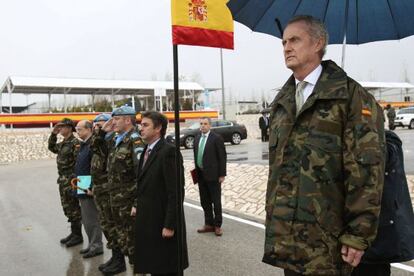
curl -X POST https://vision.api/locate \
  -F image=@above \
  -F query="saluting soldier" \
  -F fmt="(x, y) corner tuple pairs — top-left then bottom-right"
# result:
(89, 113), (118, 271)
(100, 106), (144, 275)
(48, 118), (83, 247)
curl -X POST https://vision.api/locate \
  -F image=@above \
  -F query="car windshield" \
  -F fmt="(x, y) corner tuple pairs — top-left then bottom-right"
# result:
(188, 122), (200, 130)
(398, 108), (414, 114)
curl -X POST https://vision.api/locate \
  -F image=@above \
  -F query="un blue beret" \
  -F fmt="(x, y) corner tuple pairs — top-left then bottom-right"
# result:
(93, 113), (111, 122)
(111, 106), (136, 116)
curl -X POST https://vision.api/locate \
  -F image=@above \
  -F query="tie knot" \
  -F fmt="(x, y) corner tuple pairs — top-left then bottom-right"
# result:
(296, 81), (307, 92)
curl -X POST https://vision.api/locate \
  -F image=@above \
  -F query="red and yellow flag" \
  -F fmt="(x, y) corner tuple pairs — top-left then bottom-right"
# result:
(171, 0), (234, 49)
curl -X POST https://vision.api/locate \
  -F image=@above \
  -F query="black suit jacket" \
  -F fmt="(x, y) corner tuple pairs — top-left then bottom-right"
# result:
(134, 138), (188, 274)
(259, 116), (269, 130)
(193, 131), (227, 182)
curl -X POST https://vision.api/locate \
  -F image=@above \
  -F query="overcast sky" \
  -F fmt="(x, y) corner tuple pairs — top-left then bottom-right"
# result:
(1, 0), (413, 106)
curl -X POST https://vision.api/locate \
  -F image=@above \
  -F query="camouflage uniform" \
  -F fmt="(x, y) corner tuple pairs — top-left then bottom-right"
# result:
(107, 128), (144, 257)
(90, 128), (116, 249)
(263, 60), (385, 275)
(48, 133), (81, 223)
(386, 106), (396, 130)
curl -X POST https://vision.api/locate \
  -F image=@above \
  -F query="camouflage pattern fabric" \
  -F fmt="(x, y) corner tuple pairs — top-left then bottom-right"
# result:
(387, 107), (396, 130)
(48, 133), (82, 223)
(107, 128), (144, 256)
(90, 129), (116, 249)
(263, 60), (385, 275)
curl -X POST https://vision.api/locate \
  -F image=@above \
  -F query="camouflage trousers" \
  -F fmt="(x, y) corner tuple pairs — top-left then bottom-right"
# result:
(57, 176), (81, 223)
(388, 119), (395, 130)
(109, 193), (135, 257)
(94, 191), (116, 249)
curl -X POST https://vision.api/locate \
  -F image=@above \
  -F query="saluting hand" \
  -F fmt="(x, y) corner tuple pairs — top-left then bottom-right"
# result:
(102, 118), (114, 132)
(162, 228), (174, 239)
(52, 124), (61, 134)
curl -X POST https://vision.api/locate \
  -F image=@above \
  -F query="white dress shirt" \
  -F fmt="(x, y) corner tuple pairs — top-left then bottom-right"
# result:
(294, 64), (322, 104)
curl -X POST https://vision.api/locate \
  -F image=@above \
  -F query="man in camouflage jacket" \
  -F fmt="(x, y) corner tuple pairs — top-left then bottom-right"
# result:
(89, 113), (117, 270)
(48, 118), (83, 247)
(263, 16), (385, 275)
(100, 106), (144, 275)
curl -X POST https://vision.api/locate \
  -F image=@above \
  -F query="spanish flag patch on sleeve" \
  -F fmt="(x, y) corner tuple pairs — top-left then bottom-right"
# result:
(362, 108), (372, 117)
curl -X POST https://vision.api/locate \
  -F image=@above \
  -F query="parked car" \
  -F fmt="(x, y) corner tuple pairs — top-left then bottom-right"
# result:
(166, 119), (248, 149)
(395, 107), (414, 129)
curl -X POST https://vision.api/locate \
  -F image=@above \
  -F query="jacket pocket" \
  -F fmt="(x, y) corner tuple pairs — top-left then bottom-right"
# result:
(356, 149), (381, 166)
(306, 129), (342, 153)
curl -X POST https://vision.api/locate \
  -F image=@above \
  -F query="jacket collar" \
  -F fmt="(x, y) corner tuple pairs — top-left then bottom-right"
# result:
(272, 60), (349, 119)
(138, 138), (165, 180)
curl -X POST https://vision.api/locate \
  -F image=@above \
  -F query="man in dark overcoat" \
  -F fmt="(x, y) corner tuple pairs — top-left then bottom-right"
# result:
(132, 111), (189, 276)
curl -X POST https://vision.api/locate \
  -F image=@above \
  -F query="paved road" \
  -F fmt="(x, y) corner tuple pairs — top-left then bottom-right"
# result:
(182, 128), (414, 174)
(1, 160), (413, 275)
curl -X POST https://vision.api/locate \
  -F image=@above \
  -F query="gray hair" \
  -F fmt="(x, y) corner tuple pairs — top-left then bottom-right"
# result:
(287, 15), (329, 58)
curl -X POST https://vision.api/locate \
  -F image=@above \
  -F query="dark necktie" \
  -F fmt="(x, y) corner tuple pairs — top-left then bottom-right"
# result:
(142, 148), (151, 167)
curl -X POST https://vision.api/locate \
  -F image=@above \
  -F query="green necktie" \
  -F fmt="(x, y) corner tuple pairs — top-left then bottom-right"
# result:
(197, 134), (207, 168)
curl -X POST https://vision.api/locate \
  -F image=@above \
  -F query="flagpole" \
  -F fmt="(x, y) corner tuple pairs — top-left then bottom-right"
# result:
(173, 44), (184, 276)
(220, 48), (226, 119)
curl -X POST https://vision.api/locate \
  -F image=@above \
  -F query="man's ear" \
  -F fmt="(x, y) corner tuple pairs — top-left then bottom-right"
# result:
(156, 125), (162, 134)
(314, 37), (324, 54)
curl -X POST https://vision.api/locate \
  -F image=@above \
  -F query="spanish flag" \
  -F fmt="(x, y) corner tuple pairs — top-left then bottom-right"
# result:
(171, 0), (234, 49)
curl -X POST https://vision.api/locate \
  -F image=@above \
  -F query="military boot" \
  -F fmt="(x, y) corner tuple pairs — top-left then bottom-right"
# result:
(65, 221), (83, 247)
(59, 232), (72, 244)
(98, 248), (117, 271)
(102, 249), (126, 275)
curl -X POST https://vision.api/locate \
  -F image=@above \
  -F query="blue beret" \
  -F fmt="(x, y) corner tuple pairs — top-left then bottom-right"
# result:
(93, 113), (111, 122)
(111, 106), (136, 117)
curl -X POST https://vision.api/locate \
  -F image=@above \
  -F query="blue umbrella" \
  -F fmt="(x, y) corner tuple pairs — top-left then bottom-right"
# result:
(227, 0), (414, 66)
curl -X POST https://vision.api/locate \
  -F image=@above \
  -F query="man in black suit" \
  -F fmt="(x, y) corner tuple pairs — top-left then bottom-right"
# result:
(259, 111), (269, 142)
(132, 111), (188, 276)
(194, 117), (227, 236)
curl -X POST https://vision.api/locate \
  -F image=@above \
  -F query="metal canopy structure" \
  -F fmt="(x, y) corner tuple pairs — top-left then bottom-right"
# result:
(359, 81), (414, 90)
(0, 76), (205, 113)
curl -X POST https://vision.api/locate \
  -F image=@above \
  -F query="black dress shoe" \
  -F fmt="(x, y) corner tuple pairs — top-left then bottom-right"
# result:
(83, 249), (103, 259)
(79, 248), (89, 254)
(60, 233), (73, 244)
(65, 235), (83, 247)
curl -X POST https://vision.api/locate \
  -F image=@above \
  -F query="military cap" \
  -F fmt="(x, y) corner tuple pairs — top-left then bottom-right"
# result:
(111, 105), (136, 117)
(93, 113), (111, 122)
(57, 118), (76, 131)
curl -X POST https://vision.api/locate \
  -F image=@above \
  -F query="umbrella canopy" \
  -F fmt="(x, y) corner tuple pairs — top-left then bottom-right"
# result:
(227, 0), (414, 45)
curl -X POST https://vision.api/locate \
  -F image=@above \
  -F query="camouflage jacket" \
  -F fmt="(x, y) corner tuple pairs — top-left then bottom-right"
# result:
(107, 128), (144, 206)
(90, 129), (115, 194)
(48, 133), (80, 177)
(263, 60), (385, 275)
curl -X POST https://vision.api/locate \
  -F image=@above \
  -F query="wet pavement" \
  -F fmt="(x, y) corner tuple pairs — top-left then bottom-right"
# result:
(182, 127), (414, 174)
(2, 159), (414, 275)
(0, 159), (276, 276)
